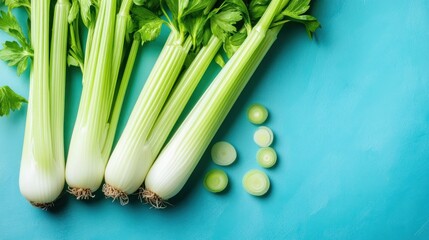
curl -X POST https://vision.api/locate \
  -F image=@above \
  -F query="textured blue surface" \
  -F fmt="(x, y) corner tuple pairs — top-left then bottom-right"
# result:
(1, 1), (429, 239)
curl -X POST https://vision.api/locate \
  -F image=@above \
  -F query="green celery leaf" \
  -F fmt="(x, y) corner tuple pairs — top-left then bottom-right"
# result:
(4, 0), (30, 13)
(282, 0), (321, 38)
(0, 10), (29, 47)
(67, 54), (81, 68)
(214, 53), (225, 67)
(184, 14), (209, 48)
(164, 0), (179, 20)
(0, 85), (27, 117)
(132, 6), (163, 42)
(67, 43), (84, 69)
(209, 0), (250, 57)
(248, 0), (269, 24)
(0, 41), (32, 75)
(68, 0), (80, 23)
(78, 0), (99, 27)
(210, 9), (242, 41)
(284, 0), (311, 15)
(224, 0), (251, 26)
(223, 27), (247, 58)
(284, 14), (320, 38)
(141, 0), (161, 13)
(182, 0), (212, 16)
(68, 0), (84, 70)
(133, 0), (145, 6)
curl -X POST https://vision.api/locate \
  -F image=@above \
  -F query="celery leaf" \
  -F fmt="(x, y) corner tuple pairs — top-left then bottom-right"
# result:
(165, 0), (215, 35)
(140, 0), (161, 14)
(69, 0), (80, 23)
(211, 10), (242, 41)
(185, 15), (210, 48)
(131, 7), (163, 42)
(182, 0), (212, 16)
(78, 0), (99, 27)
(224, 28), (247, 58)
(4, 0), (30, 13)
(211, 0), (250, 57)
(68, 0), (84, 70)
(248, 0), (269, 24)
(0, 41), (32, 75)
(282, 0), (320, 38)
(0, 85), (27, 117)
(284, 0), (311, 15)
(0, 10), (29, 46)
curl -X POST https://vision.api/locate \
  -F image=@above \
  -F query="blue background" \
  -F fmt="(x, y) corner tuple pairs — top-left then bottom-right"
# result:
(1, 0), (429, 239)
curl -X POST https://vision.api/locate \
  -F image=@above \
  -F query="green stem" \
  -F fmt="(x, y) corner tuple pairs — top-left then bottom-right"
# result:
(102, 39), (141, 158)
(66, 0), (117, 192)
(105, 0), (134, 136)
(50, 0), (70, 165)
(31, 0), (53, 167)
(19, 0), (64, 206)
(254, 0), (285, 32)
(69, 12), (84, 71)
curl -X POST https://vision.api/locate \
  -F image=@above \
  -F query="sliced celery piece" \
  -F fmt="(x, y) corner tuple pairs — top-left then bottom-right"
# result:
(211, 141), (237, 166)
(242, 169), (270, 196)
(247, 103), (268, 124)
(253, 126), (274, 147)
(256, 147), (277, 168)
(204, 169), (229, 193)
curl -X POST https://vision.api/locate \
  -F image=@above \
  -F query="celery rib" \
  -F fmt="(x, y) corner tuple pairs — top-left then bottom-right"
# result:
(102, 39), (141, 158)
(19, 0), (68, 207)
(50, 0), (70, 163)
(66, 0), (117, 194)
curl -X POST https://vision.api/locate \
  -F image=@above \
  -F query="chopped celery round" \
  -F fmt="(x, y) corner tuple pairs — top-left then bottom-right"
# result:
(242, 169), (270, 196)
(253, 126), (274, 147)
(204, 169), (228, 193)
(256, 147), (277, 168)
(247, 103), (268, 124)
(211, 141), (237, 166)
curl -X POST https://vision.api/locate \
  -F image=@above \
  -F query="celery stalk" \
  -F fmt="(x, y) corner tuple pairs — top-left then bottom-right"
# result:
(50, 0), (70, 170)
(103, 32), (192, 204)
(19, 0), (69, 208)
(66, 0), (117, 198)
